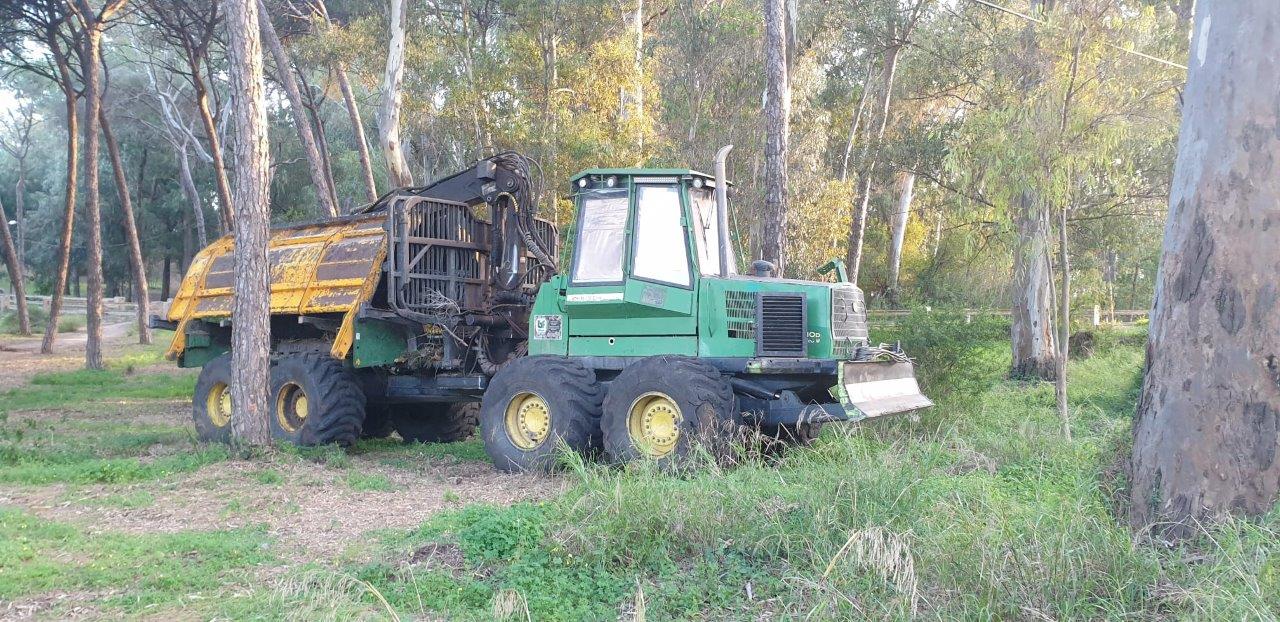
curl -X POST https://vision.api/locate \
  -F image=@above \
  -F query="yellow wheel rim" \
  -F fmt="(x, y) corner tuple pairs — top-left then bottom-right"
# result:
(276, 382), (309, 433)
(504, 392), (551, 450)
(627, 392), (682, 458)
(206, 382), (232, 428)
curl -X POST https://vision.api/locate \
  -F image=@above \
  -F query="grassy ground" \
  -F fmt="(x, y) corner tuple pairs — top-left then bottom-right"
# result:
(2, 316), (1277, 620)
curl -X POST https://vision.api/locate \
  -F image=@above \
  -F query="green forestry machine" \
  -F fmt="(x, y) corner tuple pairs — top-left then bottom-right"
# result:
(155, 148), (931, 471)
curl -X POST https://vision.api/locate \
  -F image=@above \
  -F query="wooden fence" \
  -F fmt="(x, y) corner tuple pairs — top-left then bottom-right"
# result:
(866, 307), (1148, 328)
(1, 293), (139, 323)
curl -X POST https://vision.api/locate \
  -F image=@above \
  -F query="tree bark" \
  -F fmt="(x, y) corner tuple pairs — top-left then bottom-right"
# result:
(226, 0), (274, 446)
(188, 65), (235, 232)
(1011, 195), (1057, 379)
(887, 171), (915, 304)
(75, 8), (108, 371)
(1055, 204), (1071, 440)
(335, 66), (378, 201)
(839, 58), (877, 183)
(100, 109), (152, 346)
(258, 3), (338, 218)
(0, 194), (29, 335)
(1009, 0), (1057, 380)
(379, 0), (414, 188)
(1130, 0), (1280, 536)
(177, 147), (210, 248)
(760, 0), (790, 275)
(41, 38), (79, 355)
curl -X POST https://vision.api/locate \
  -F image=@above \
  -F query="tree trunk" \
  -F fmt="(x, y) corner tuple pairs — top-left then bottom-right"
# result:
(189, 68), (235, 233)
(41, 40), (79, 355)
(100, 112), (152, 345)
(258, 4), (338, 218)
(846, 38), (903, 285)
(378, 0), (414, 187)
(1010, 193), (1057, 379)
(1009, 0), (1057, 380)
(887, 171), (915, 304)
(226, 0), (274, 446)
(1055, 205), (1071, 440)
(177, 146), (209, 248)
(760, 0), (790, 275)
(14, 169), (25, 283)
(335, 66), (378, 201)
(839, 59), (877, 183)
(0, 194), (29, 335)
(78, 19), (107, 371)
(1130, 0), (1280, 536)
(161, 255), (171, 301)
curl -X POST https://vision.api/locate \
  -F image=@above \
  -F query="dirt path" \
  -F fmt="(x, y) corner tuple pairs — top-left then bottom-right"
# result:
(0, 336), (563, 620)
(0, 322), (136, 390)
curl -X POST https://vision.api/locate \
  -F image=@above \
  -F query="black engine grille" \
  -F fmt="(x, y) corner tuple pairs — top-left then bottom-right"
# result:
(756, 293), (808, 357)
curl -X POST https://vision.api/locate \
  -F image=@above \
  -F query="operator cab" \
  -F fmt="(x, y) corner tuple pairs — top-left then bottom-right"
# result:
(568, 170), (734, 292)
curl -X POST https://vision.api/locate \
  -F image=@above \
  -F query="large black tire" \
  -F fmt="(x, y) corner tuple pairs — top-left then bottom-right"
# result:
(393, 402), (480, 443)
(269, 353), (366, 447)
(480, 356), (602, 473)
(192, 353), (234, 443)
(602, 355), (740, 466)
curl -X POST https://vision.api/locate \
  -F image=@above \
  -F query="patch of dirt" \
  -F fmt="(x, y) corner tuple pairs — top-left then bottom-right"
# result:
(0, 590), (117, 621)
(1, 454), (560, 564)
(0, 322), (139, 390)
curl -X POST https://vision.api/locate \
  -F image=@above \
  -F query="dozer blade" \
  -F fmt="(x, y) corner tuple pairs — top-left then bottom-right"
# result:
(836, 361), (934, 420)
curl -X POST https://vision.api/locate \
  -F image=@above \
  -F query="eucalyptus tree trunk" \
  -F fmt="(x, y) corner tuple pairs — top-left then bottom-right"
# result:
(258, 3), (338, 218)
(846, 0), (929, 286)
(839, 59), (877, 183)
(887, 171), (915, 304)
(0, 194), (29, 335)
(1055, 205), (1071, 440)
(188, 67), (234, 232)
(41, 38), (79, 355)
(1011, 198), (1057, 379)
(379, 0), (414, 187)
(1009, 0), (1057, 380)
(760, 0), (790, 276)
(1131, 0), (1280, 537)
(178, 147), (209, 248)
(336, 67), (378, 201)
(226, 0), (274, 446)
(100, 112), (151, 345)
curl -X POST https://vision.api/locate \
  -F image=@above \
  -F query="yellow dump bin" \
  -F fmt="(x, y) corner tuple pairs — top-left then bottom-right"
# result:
(165, 214), (387, 363)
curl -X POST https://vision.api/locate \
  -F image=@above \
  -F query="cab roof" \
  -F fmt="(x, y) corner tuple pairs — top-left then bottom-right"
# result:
(570, 168), (719, 183)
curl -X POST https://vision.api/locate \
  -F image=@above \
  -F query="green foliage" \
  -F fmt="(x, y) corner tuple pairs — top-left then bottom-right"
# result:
(456, 504), (545, 561)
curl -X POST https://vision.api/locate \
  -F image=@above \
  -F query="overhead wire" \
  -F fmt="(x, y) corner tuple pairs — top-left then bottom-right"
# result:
(963, 0), (1188, 71)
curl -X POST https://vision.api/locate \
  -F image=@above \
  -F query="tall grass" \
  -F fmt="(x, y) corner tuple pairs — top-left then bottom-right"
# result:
(341, 319), (1280, 620)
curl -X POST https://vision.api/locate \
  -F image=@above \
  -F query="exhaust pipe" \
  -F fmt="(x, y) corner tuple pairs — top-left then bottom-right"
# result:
(714, 145), (735, 277)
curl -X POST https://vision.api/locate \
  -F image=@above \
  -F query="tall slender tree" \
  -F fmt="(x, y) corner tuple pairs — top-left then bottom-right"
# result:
(258, 2), (339, 217)
(760, 0), (790, 275)
(1130, 0), (1280, 536)
(68, 0), (129, 371)
(226, 0), (275, 445)
(378, 0), (413, 187)
(0, 194), (27, 335)
(137, 0), (236, 231)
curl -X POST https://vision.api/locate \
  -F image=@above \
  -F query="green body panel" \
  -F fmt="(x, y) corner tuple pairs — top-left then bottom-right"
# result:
(697, 277), (838, 359)
(352, 318), (410, 368)
(568, 336), (698, 357)
(528, 275), (570, 356)
(179, 344), (228, 369)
